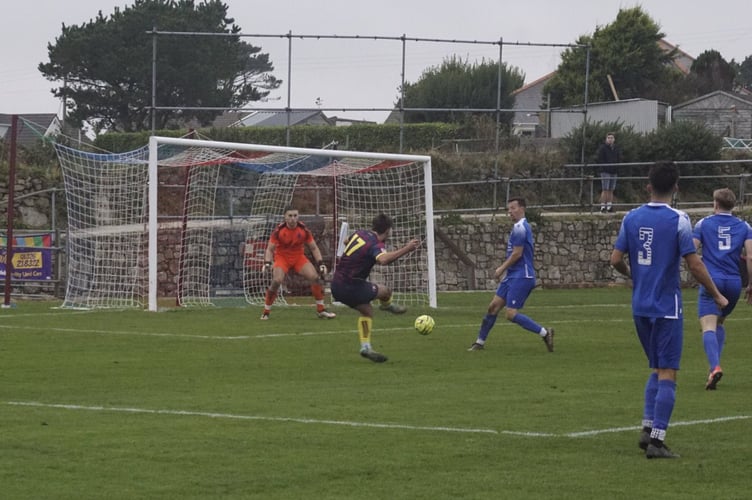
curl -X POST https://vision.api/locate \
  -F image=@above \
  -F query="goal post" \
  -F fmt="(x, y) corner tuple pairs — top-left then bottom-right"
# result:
(140, 136), (437, 311)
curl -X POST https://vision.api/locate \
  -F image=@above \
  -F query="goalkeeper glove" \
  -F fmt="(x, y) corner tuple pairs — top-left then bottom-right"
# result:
(263, 261), (272, 273)
(316, 261), (328, 277)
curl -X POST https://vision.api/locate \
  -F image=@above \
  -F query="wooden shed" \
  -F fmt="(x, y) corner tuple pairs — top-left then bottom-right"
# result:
(672, 90), (752, 139)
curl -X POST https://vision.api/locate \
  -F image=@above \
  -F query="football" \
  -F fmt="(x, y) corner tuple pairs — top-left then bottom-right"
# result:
(414, 314), (435, 335)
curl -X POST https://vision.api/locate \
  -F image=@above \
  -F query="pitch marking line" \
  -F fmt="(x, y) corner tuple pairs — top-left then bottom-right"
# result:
(6, 401), (750, 438)
(2, 315), (750, 341)
(6, 401), (496, 435)
(0, 318), (638, 341)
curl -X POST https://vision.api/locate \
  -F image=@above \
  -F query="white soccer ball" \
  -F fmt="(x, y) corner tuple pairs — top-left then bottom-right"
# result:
(414, 314), (435, 335)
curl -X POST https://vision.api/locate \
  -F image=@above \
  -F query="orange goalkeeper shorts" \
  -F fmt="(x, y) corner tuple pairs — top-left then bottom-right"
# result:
(274, 253), (311, 274)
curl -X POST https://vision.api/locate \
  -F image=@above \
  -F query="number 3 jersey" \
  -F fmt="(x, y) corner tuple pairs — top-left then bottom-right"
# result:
(614, 202), (696, 318)
(332, 229), (386, 283)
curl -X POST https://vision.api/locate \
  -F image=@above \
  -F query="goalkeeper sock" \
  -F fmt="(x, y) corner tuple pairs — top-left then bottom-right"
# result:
(379, 296), (393, 308)
(311, 283), (325, 312)
(264, 288), (278, 312)
(358, 316), (373, 351)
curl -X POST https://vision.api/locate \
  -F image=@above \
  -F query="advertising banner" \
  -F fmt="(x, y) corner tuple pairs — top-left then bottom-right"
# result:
(0, 233), (54, 281)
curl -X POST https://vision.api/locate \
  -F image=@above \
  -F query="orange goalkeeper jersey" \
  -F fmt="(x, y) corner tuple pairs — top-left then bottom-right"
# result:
(269, 221), (314, 260)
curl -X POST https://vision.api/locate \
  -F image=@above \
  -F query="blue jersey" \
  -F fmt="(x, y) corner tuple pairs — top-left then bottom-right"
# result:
(693, 213), (752, 279)
(505, 218), (535, 280)
(614, 203), (696, 318)
(332, 229), (385, 283)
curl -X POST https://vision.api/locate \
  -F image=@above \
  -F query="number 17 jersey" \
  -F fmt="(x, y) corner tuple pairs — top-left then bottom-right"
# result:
(332, 230), (385, 283)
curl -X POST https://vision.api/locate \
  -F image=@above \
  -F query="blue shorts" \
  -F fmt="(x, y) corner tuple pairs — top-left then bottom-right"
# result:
(331, 280), (378, 308)
(698, 278), (741, 318)
(633, 316), (683, 370)
(600, 172), (617, 191)
(495, 278), (535, 309)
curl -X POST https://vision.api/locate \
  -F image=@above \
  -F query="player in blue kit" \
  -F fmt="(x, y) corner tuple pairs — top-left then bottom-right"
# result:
(468, 197), (554, 352)
(692, 188), (752, 390)
(330, 213), (421, 363)
(610, 161), (728, 459)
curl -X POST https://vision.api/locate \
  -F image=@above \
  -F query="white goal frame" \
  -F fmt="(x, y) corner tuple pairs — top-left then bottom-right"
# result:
(147, 136), (437, 312)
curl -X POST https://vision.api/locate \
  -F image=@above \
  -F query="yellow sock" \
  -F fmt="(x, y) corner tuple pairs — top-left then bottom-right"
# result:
(379, 296), (392, 307)
(358, 316), (373, 349)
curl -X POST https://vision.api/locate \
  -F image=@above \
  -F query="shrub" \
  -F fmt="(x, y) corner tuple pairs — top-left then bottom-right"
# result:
(641, 120), (722, 162)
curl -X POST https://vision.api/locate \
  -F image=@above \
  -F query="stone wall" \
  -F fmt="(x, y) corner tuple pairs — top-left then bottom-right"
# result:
(435, 216), (627, 291)
(0, 174), (52, 228)
(42, 214), (698, 298)
(151, 215), (692, 297)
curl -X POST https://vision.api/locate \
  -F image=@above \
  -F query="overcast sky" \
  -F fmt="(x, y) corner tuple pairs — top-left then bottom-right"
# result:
(2, 0), (750, 123)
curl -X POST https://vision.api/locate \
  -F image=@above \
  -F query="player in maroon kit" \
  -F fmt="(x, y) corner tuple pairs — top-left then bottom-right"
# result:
(331, 213), (421, 362)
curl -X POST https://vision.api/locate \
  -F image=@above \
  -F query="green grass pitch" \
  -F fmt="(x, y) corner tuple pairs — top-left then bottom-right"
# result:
(1, 288), (750, 499)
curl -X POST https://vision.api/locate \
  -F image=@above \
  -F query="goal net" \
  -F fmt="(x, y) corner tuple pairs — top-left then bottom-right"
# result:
(54, 144), (150, 309)
(55, 137), (436, 311)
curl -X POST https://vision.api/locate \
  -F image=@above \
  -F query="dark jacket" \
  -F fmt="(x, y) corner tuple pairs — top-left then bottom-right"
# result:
(596, 143), (622, 174)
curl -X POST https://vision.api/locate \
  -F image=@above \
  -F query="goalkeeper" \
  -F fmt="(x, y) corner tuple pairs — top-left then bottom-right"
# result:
(260, 206), (336, 320)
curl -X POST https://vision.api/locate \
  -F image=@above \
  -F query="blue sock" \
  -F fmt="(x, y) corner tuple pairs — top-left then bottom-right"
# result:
(652, 379), (677, 434)
(702, 330), (720, 369)
(642, 372), (658, 422)
(716, 324), (726, 361)
(511, 313), (543, 334)
(477, 314), (498, 342)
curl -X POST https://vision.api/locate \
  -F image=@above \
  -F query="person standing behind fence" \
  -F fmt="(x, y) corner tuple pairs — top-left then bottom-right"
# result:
(597, 132), (622, 213)
(692, 188), (752, 390)
(610, 161), (727, 459)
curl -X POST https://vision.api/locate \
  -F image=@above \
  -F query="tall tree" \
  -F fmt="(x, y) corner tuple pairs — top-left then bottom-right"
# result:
(735, 55), (752, 91)
(691, 50), (736, 94)
(729, 57), (752, 93)
(39, 0), (281, 133)
(397, 55), (524, 124)
(543, 7), (679, 107)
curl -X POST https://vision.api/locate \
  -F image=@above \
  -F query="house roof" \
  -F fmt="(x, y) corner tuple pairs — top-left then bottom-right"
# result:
(657, 39), (695, 75)
(205, 110), (334, 128)
(673, 90), (752, 110)
(511, 71), (557, 96)
(238, 110), (330, 127)
(209, 111), (247, 128)
(0, 113), (60, 148)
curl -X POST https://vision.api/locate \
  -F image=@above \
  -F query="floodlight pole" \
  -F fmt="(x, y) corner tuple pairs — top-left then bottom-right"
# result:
(150, 26), (158, 133)
(399, 34), (406, 153)
(580, 45), (592, 164)
(3, 115), (18, 307)
(494, 38), (503, 208)
(285, 31), (292, 147)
